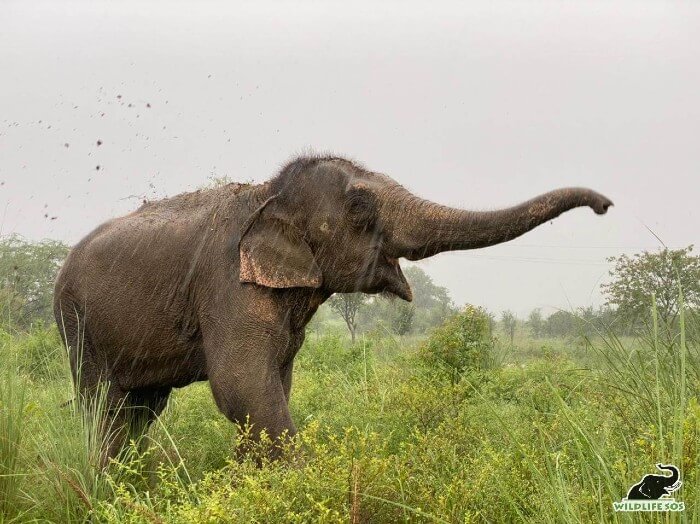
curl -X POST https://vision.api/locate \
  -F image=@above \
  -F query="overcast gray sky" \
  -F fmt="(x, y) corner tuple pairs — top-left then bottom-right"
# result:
(1, 1), (698, 316)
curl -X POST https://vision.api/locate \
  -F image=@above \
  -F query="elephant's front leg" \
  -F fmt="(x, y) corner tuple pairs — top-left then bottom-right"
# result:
(205, 329), (296, 459)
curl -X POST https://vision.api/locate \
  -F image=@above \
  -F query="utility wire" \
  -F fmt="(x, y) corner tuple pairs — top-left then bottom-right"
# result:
(466, 254), (609, 266)
(497, 244), (686, 250)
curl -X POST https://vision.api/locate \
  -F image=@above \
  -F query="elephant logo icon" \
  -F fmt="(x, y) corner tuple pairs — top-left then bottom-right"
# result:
(625, 464), (682, 500)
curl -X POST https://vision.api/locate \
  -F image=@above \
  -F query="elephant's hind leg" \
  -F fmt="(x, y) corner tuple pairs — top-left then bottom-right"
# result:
(125, 387), (172, 441)
(55, 303), (172, 464)
(54, 299), (101, 391)
(104, 386), (172, 463)
(55, 306), (120, 462)
(55, 301), (172, 464)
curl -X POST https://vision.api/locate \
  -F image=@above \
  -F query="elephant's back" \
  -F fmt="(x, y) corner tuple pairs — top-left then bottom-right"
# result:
(58, 185), (232, 284)
(54, 196), (212, 336)
(55, 182), (257, 300)
(59, 190), (224, 301)
(53, 212), (207, 386)
(52, 184), (257, 389)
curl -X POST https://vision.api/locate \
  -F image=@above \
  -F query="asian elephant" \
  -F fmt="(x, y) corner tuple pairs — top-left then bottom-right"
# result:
(54, 154), (613, 461)
(626, 464), (682, 500)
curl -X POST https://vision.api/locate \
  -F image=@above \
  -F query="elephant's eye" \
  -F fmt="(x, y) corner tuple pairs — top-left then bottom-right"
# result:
(345, 187), (378, 231)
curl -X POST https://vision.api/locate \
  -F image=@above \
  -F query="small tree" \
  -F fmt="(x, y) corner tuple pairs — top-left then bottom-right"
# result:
(206, 173), (234, 188)
(544, 310), (578, 337)
(485, 310), (496, 336)
(0, 235), (70, 330)
(526, 308), (544, 338)
(391, 302), (416, 335)
(501, 310), (517, 345)
(602, 246), (700, 332)
(419, 305), (493, 385)
(353, 266), (457, 335)
(327, 293), (368, 343)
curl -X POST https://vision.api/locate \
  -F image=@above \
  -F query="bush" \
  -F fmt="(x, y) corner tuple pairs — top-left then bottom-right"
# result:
(14, 326), (64, 381)
(418, 304), (495, 385)
(0, 235), (70, 331)
(2, 302), (699, 522)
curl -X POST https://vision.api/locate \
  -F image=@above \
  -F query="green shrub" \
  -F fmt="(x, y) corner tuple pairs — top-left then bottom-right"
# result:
(419, 305), (495, 384)
(298, 332), (356, 371)
(14, 326), (64, 380)
(1, 301), (699, 522)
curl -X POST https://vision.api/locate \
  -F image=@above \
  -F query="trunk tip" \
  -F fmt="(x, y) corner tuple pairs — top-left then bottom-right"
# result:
(591, 193), (614, 215)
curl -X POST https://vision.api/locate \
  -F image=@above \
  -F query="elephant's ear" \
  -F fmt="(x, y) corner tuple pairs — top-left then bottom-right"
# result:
(239, 216), (322, 289)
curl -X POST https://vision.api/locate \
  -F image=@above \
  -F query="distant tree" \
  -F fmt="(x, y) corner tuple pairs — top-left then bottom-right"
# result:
(403, 267), (452, 309)
(327, 293), (368, 343)
(204, 173), (255, 189)
(206, 173), (234, 188)
(602, 246), (700, 331)
(526, 308), (544, 338)
(391, 302), (416, 335)
(543, 310), (577, 337)
(352, 266), (456, 336)
(592, 305), (629, 336)
(576, 305), (625, 337)
(501, 310), (517, 345)
(485, 310), (497, 336)
(535, 306), (628, 339)
(0, 235), (70, 330)
(401, 266), (456, 331)
(305, 300), (332, 337)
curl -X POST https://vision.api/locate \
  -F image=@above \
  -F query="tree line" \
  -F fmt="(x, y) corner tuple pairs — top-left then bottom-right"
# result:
(322, 266), (457, 341)
(2, 234), (698, 340)
(0, 235), (69, 330)
(498, 305), (625, 342)
(501, 246), (700, 340)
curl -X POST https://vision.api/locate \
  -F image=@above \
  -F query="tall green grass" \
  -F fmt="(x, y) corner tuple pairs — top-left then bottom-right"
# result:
(0, 350), (29, 518)
(485, 296), (698, 522)
(0, 326), (120, 522)
(0, 300), (697, 522)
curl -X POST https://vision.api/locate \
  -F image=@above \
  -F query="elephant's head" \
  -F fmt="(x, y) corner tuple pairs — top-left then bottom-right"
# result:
(239, 156), (613, 300)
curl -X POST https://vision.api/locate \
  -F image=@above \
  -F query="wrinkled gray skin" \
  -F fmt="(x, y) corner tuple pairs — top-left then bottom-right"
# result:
(54, 155), (613, 461)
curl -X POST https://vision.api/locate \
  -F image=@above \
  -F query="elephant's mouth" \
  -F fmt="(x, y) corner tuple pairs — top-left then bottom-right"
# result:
(377, 256), (413, 302)
(351, 253), (412, 302)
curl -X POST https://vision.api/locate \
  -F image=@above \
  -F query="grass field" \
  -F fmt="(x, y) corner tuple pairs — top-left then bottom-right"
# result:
(1, 308), (698, 523)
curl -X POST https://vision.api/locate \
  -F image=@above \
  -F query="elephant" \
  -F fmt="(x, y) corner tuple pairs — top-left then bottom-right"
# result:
(54, 154), (613, 461)
(626, 464), (682, 500)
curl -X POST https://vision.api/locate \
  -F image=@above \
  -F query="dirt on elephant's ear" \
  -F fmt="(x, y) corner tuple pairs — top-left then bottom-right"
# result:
(239, 250), (267, 285)
(239, 247), (321, 290)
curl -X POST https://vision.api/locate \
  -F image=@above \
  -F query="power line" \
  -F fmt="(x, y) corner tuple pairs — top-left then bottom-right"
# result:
(466, 254), (610, 266)
(498, 244), (688, 250)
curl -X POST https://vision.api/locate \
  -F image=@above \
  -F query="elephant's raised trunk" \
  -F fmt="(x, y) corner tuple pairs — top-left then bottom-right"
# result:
(380, 186), (613, 261)
(657, 464), (680, 484)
